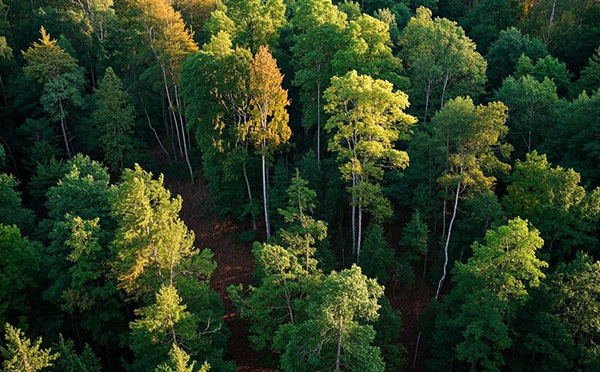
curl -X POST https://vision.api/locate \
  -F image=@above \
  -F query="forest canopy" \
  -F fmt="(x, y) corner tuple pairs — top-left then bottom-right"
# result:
(1, 0), (600, 371)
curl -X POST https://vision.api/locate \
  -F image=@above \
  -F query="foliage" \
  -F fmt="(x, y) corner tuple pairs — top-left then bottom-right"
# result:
(1, 324), (59, 372)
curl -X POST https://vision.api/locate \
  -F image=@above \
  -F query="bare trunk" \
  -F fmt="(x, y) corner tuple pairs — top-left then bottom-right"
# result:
(357, 195), (363, 264)
(140, 93), (171, 163)
(424, 80), (432, 122)
(174, 85), (194, 183)
(242, 158), (257, 230)
(413, 331), (421, 371)
(435, 182), (461, 300)
(351, 173), (357, 258)
(440, 73), (450, 108)
(261, 147), (271, 238)
(550, 0), (557, 25)
(335, 317), (343, 371)
(58, 98), (72, 158)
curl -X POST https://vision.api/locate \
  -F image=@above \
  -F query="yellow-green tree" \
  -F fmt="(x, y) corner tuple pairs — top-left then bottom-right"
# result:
(324, 70), (416, 263)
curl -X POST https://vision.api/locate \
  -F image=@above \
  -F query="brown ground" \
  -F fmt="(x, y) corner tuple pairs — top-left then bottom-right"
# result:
(168, 174), (273, 372)
(168, 173), (433, 372)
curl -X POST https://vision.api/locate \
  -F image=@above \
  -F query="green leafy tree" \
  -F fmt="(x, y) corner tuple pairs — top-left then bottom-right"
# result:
(291, 0), (347, 163)
(324, 70), (416, 263)
(1, 324), (59, 372)
(429, 218), (547, 371)
(0, 226), (41, 327)
(514, 54), (572, 97)
(22, 27), (85, 158)
(333, 14), (405, 89)
(277, 265), (385, 372)
(92, 66), (135, 171)
(485, 27), (548, 89)
(401, 7), (487, 121)
(111, 164), (213, 298)
(493, 74), (561, 157)
(360, 223), (397, 284)
(49, 335), (101, 372)
(156, 343), (210, 372)
(577, 47), (600, 94)
(432, 97), (512, 299)
(248, 45), (290, 238)
(503, 151), (600, 259)
(459, 0), (517, 54)
(0, 174), (35, 234)
(397, 210), (429, 284)
(545, 252), (600, 369)
(205, 0), (286, 50)
(180, 31), (257, 226)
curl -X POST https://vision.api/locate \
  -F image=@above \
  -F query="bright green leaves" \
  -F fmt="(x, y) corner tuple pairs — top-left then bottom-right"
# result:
(434, 97), (512, 192)
(1, 324), (59, 372)
(504, 151), (600, 258)
(432, 218), (547, 371)
(22, 27), (77, 84)
(278, 265), (385, 372)
(111, 164), (202, 298)
(156, 343), (210, 372)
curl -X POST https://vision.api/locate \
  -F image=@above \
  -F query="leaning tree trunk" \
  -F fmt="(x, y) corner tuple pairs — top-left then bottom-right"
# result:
(173, 84), (194, 183)
(242, 155), (257, 230)
(357, 194), (363, 264)
(435, 181), (461, 300)
(261, 141), (271, 238)
(58, 98), (72, 158)
(351, 173), (357, 258)
(317, 80), (321, 164)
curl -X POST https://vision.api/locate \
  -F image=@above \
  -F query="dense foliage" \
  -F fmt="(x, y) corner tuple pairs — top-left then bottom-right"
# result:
(1, 0), (600, 371)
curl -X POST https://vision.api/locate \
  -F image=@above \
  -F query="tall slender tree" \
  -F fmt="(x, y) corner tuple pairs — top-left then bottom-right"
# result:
(248, 46), (290, 238)
(324, 70), (416, 262)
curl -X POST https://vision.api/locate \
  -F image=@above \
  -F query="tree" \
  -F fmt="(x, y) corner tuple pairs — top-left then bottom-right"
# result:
(111, 164), (213, 298)
(92, 66), (135, 171)
(248, 45), (290, 238)
(433, 97), (512, 299)
(277, 169), (327, 272)
(401, 7), (486, 121)
(230, 171), (325, 351)
(50, 335), (101, 372)
(131, 285), (190, 346)
(333, 14), (405, 89)
(0, 226), (41, 327)
(577, 47), (600, 94)
(360, 223), (397, 284)
(514, 54), (572, 97)
(0, 174), (35, 234)
(429, 218), (547, 371)
(398, 210), (429, 284)
(180, 31), (257, 226)
(494, 75), (561, 157)
(278, 265), (385, 372)
(485, 27), (548, 89)
(1, 324), (59, 372)
(156, 343), (210, 372)
(324, 70), (416, 262)
(22, 27), (85, 158)
(503, 151), (600, 259)
(545, 252), (600, 369)
(130, 0), (198, 181)
(205, 0), (286, 51)
(291, 0), (347, 163)
(459, 0), (517, 54)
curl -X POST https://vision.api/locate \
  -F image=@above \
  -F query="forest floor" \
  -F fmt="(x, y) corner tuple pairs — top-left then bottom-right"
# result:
(168, 172), (434, 372)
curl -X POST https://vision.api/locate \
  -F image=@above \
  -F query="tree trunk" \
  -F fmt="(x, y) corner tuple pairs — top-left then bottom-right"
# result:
(440, 73), (450, 108)
(140, 93), (171, 163)
(174, 85), (194, 183)
(335, 317), (343, 371)
(550, 0), (557, 25)
(58, 98), (72, 158)
(351, 173), (357, 258)
(261, 146), (271, 238)
(435, 182), (461, 300)
(242, 158), (257, 230)
(357, 194), (363, 264)
(424, 79), (432, 123)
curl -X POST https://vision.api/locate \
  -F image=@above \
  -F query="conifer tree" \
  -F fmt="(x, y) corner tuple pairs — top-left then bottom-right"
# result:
(1, 324), (59, 372)
(92, 67), (135, 171)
